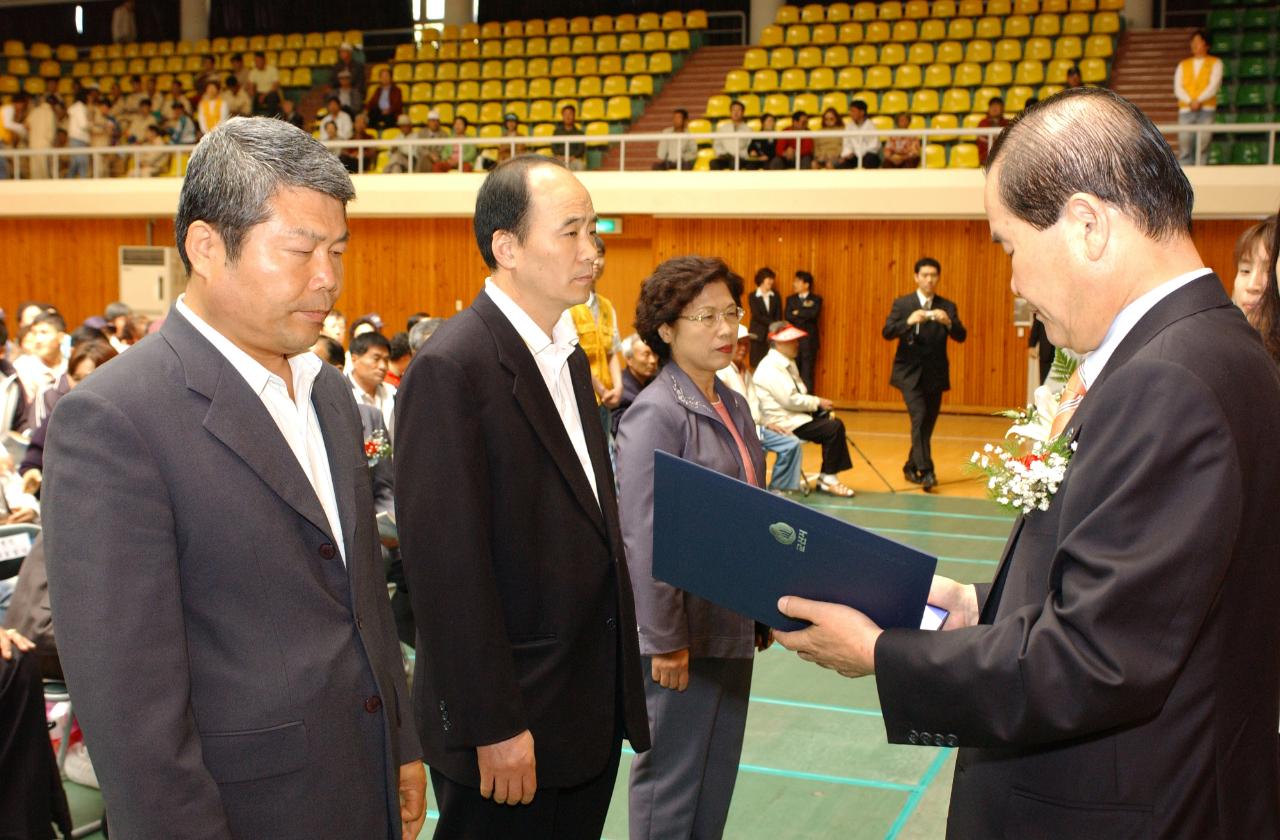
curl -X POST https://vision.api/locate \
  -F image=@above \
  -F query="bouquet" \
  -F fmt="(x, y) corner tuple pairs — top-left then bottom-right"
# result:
(364, 428), (392, 467)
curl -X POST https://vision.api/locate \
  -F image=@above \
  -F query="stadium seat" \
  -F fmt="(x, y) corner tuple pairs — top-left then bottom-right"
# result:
(965, 39), (993, 63)
(529, 77), (552, 98)
(434, 80), (457, 101)
(1046, 59), (1073, 83)
(953, 61), (982, 86)
(574, 55), (598, 76)
(625, 53), (648, 74)
(866, 65), (893, 89)
(852, 44), (878, 66)
(947, 19), (974, 41)
(1092, 11), (1120, 33)
(1038, 83), (1064, 99)
(976, 17), (1003, 40)
(1015, 60), (1044, 85)
(1004, 85), (1034, 110)
(852, 90), (878, 111)
(458, 80), (480, 100)
(1078, 57), (1107, 82)
(893, 21), (919, 42)
(924, 62), (953, 87)
(837, 66), (865, 88)
(777, 5), (801, 24)
(839, 22), (866, 43)
(880, 1), (904, 19)
(793, 92), (820, 113)
(1056, 37), (1084, 61)
(1042, 0), (1067, 11)
(911, 89), (940, 113)
(923, 143), (947, 168)
(706, 94), (732, 117)
(578, 97), (604, 120)
(797, 46), (823, 67)
(504, 79), (526, 98)
(941, 87), (972, 112)
(1033, 13), (1061, 36)
(744, 48), (768, 70)
(822, 90), (850, 112)
(853, 2), (878, 20)
(909, 42), (936, 65)
(930, 112), (959, 140)
(725, 69), (750, 93)
(825, 45), (850, 66)
(959, 0), (984, 15)
(643, 31), (666, 51)
(973, 85), (1001, 111)
(761, 25), (784, 47)
(880, 43), (907, 65)
(984, 61), (1013, 86)
(1062, 12), (1090, 34)
(459, 61), (481, 80)
(479, 101), (505, 124)
(1005, 15), (1032, 37)
(906, 0), (931, 18)
(919, 19), (945, 42)
(528, 99), (553, 121)
(1015, 0), (1041, 9)
(936, 41), (964, 64)
(866, 21), (891, 43)
(826, 3), (852, 23)
(948, 143), (980, 167)
(630, 74), (654, 96)
(1070, 0), (1096, 9)
(753, 69), (779, 91)
(786, 25), (811, 46)
(880, 89), (908, 113)
(810, 66), (835, 88)
(931, 0), (957, 15)
(769, 47), (795, 68)
(1024, 37), (1052, 61)
(764, 92), (792, 115)
(602, 74), (627, 95)
(895, 64), (922, 87)
(988, 0), (1013, 13)
(812, 24), (837, 45)
(993, 38), (1021, 63)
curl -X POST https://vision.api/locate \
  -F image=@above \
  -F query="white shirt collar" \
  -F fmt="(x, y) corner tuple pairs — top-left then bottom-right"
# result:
(916, 290), (933, 307)
(176, 294), (323, 398)
(483, 278), (580, 357)
(1079, 268), (1212, 389)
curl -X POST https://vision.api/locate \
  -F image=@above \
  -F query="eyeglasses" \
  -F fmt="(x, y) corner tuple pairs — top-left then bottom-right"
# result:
(678, 306), (745, 328)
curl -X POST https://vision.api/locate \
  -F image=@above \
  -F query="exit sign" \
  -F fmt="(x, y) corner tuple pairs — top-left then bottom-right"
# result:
(597, 217), (622, 234)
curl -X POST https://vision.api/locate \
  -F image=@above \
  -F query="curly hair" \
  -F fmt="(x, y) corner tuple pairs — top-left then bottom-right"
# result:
(634, 256), (745, 364)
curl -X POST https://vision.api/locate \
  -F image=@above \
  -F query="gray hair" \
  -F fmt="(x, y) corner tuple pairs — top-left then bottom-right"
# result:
(621, 333), (644, 360)
(175, 116), (355, 273)
(408, 317), (446, 352)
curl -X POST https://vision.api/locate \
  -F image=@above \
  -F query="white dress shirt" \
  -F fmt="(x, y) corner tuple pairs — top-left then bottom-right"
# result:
(484, 279), (600, 506)
(1079, 268), (1212, 389)
(177, 296), (347, 562)
(841, 118), (881, 160)
(350, 377), (396, 441)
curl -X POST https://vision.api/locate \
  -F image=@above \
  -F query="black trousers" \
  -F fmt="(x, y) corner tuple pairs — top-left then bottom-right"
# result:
(0, 650), (71, 840)
(793, 414), (853, 475)
(429, 735), (623, 839)
(836, 152), (881, 169)
(796, 338), (819, 394)
(901, 387), (943, 475)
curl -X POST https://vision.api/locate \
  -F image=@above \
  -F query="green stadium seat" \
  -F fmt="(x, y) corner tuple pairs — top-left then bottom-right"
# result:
(1239, 57), (1272, 80)
(1236, 84), (1266, 107)
(1231, 142), (1265, 165)
(1241, 9), (1275, 30)
(1205, 10), (1239, 30)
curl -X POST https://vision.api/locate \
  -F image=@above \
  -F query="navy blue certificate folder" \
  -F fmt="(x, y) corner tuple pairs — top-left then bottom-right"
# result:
(652, 451), (938, 632)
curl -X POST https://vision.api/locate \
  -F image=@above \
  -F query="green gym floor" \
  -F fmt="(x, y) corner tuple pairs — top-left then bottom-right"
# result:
(66, 411), (1014, 839)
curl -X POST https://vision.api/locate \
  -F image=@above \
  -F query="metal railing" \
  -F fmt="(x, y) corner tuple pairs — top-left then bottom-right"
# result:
(0, 121), (1275, 178)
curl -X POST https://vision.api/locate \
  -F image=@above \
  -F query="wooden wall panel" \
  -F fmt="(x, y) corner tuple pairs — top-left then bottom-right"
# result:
(1, 215), (1258, 413)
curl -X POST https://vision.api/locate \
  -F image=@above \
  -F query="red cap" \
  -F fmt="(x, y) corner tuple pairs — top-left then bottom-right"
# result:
(768, 325), (808, 342)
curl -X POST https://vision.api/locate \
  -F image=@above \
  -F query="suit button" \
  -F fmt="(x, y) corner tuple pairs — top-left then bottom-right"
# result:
(319, 543), (336, 560)
(442, 721), (452, 732)
(364, 695), (382, 713)
(946, 734), (959, 748)
(907, 730), (919, 745)
(606, 617), (618, 630)
(439, 700), (447, 711)
(921, 732), (934, 746)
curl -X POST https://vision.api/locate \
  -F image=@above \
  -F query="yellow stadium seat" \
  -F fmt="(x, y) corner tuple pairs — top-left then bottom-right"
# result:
(528, 77), (552, 98)
(324, 30), (345, 47)
(1046, 59), (1074, 83)
(760, 24), (783, 49)
(988, 0), (1013, 12)
(580, 98), (605, 120)
(1070, 0), (1096, 9)
(545, 18), (568, 36)
(824, 45), (850, 66)
(826, 3), (852, 22)
(56, 43), (77, 61)
(851, 44), (878, 66)
(1004, 15), (1032, 37)
(597, 55), (620, 74)
(1079, 57), (1106, 82)
(865, 21), (890, 42)
(953, 61), (982, 86)
(668, 30), (691, 51)
(591, 33), (616, 53)
(743, 48), (767, 70)
(1015, 59), (1044, 85)
(737, 94), (761, 115)
(72, 60), (90, 76)
(801, 3), (826, 22)
(923, 143), (946, 168)
(647, 52), (671, 74)
(435, 62), (457, 81)
(851, 90), (878, 111)
(941, 86), (972, 112)
(127, 58), (145, 74)
(39, 59), (59, 77)
(438, 42), (460, 59)
(973, 85), (1001, 111)
(1097, 0), (1122, 9)
(706, 94), (731, 117)
(797, 46), (822, 67)
(784, 25), (809, 46)
(1084, 34), (1113, 58)
(526, 37), (547, 56)
(606, 95), (631, 121)
(317, 47), (338, 65)
(959, 111), (984, 140)
(481, 78), (504, 99)
(291, 67), (312, 87)
(548, 55), (572, 76)
(947, 19), (974, 40)
(895, 64), (922, 87)
(7, 57), (30, 76)
(837, 66), (864, 88)
(22, 76), (46, 94)
(880, 1), (903, 19)
(109, 58), (127, 74)
(994, 38), (1022, 62)
(911, 89), (939, 112)
(56, 76), (75, 94)
(936, 40), (963, 64)
(1032, 14), (1060, 36)
(976, 17), (1003, 40)
(549, 36), (571, 55)
(880, 90), (908, 113)
(964, 40), (992, 63)
(1015, 0), (1040, 10)
(865, 65), (892, 89)
(1091, 11), (1119, 33)
(106, 43), (124, 57)
(892, 20), (918, 41)
(931, 0), (957, 15)
(780, 67), (807, 91)
(812, 23), (837, 45)
(554, 97), (578, 116)
(482, 59), (504, 79)
(165, 55), (183, 72)
(570, 35), (592, 54)
(1055, 37), (1083, 60)
(948, 143), (979, 167)
(1042, 0), (1066, 10)
(725, 68), (750, 93)
(416, 43), (437, 62)
(629, 75), (653, 96)
(481, 40), (503, 58)
(776, 4), (800, 23)
(821, 91), (849, 112)
(1024, 37), (1052, 61)
(909, 42), (936, 65)
(930, 112), (959, 140)
(623, 53), (647, 74)
(770, 48), (795, 69)
(687, 9), (711, 29)
(880, 43), (906, 64)
(838, 22), (865, 43)
(413, 62), (436, 81)
(924, 62), (952, 87)
(391, 63), (412, 83)
(602, 74), (626, 95)
(458, 80), (480, 100)
(568, 17), (590, 35)
(919, 19), (945, 42)
(528, 99), (553, 121)
(637, 11), (661, 30)
(984, 61), (1012, 86)
(1004, 85), (1033, 110)
(410, 81), (433, 102)
(454, 102), (478, 124)
(618, 32), (643, 52)
(1038, 83), (1064, 99)
(853, 1), (877, 20)
(790, 92), (817, 114)
(662, 10), (685, 30)
(753, 68), (779, 91)
(504, 78), (527, 98)
(906, 0), (930, 18)
(959, 0), (984, 14)
(210, 36), (229, 52)
(764, 92), (791, 115)
(3, 41), (23, 57)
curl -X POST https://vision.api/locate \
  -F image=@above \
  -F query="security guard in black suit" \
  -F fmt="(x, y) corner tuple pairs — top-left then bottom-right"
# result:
(785, 270), (822, 392)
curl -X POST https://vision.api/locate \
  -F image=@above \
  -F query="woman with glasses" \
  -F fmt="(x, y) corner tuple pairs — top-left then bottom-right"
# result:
(617, 256), (771, 839)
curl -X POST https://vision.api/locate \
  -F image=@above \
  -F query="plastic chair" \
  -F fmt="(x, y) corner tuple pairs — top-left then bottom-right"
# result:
(941, 87), (972, 113)
(925, 61), (954, 88)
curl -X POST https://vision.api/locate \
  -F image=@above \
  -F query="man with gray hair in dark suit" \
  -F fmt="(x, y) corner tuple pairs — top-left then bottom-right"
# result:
(41, 117), (425, 840)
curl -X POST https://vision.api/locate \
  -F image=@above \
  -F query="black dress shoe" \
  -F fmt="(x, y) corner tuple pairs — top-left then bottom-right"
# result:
(921, 472), (938, 491)
(903, 466), (923, 484)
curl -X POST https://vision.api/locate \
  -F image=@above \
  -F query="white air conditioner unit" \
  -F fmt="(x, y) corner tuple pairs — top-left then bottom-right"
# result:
(118, 246), (187, 317)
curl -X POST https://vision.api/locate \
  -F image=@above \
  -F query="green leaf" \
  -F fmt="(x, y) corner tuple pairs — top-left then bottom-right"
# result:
(1048, 348), (1079, 384)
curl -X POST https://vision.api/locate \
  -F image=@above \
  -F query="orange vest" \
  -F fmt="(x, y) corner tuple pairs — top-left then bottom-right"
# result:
(1178, 57), (1219, 110)
(569, 294), (617, 401)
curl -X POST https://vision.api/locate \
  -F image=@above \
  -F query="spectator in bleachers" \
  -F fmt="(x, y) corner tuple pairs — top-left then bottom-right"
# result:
(123, 74), (154, 113)
(158, 78), (190, 120)
(836, 99), (880, 169)
(1065, 65), (1083, 89)
(384, 114), (414, 172)
(223, 75), (252, 118)
(277, 96), (304, 129)
(134, 123), (171, 176)
(349, 331), (397, 440)
(111, 0), (137, 44)
(13, 311), (66, 432)
(340, 112), (378, 173)
(350, 313), (384, 339)
(92, 96), (125, 176)
(0, 93), (28, 180)
(169, 100), (197, 144)
(228, 52), (246, 80)
(434, 115), (477, 172)
(333, 42), (366, 93)
(1231, 216), (1276, 328)
(24, 95), (57, 180)
(558, 104), (587, 170)
(1174, 29), (1221, 166)
(709, 99), (753, 170)
(65, 89), (95, 178)
(104, 302), (132, 351)
(611, 333), (657, 434)
(812, 107), (845, 169)
(196, 80), (228, 136)
(746, 113), (777, 169)
(652, 107), (697, 170)
(412, 108), (450, 172)
(106, 81), (127, 119)
(123, 97), (157, 143)
(882, 112), (921, 169)
(51, 128), (70, 177)
(494, 112), (524, 164)
(247, 52), (281, 116)
(322, 118), (341, 147)
(770, 109), (814, 170)
(334, 70), (360, 115)
(976, 96), (1008, 165)
(320, 95), (353, 140)
(194, 55), (220, 93)
(365, 66), (403, 131)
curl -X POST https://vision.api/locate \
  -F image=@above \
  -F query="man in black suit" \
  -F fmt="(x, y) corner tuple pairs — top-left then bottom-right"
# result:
(775, 88), (1280, 838)
(882, 257), (967, 491)
(784, 270), (822, 392)
(395, 155), (650, 838)
(747, 266), (782, 367)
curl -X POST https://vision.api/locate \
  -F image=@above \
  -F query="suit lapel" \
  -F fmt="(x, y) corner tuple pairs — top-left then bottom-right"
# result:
(980, 516), (1027, 624)
(313, 368), (358, 567)
(569, 348), (616, 542)
(473, 293), (609, 540)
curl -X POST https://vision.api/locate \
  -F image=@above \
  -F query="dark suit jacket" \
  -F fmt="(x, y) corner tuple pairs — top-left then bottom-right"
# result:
(356, 401), (394, 518)
(748, 289), (782, 339)
(785, 292), (822, 345)
(394, 290), (650, 790)
(874, 276), (1280, 838)
(882, 292), (966, 393)
(42, 309), (419, 839)
(610, 367), (650, 436)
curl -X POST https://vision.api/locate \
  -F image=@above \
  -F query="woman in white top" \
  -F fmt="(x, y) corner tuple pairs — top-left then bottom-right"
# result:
(65, 90), (94, 178)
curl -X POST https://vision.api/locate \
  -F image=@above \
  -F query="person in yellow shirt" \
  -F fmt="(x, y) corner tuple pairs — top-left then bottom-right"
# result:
(569, 235), (624, 438)
(1173, 29), (1221, 165)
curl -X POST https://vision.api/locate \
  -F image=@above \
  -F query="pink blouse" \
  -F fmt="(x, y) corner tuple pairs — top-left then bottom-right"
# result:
(712, 399), (759, 487)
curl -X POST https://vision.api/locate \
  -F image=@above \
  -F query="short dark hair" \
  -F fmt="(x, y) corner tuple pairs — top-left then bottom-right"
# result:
(635, 256), (745, 364)
(388, 331), (411, 361)
(349, 315), (381, 338)
(851, 99), (868, 112)
(914, 257), (941, 274)
(313, 334), (345, 367)
(989, 96), (1004, 107)
(561, 104), (575, 114)
(454, 115), (469, 128)
(754, 266), (775, 287)
(69, 324), (106, 346)
(32, 310), (66, 333)
(407, 311), (429, 330)
(673, 108), (688, 119)
(794, 270), (814, 290)
(1065, 64), (1080, 76)
(349, 331), (391, 357)
(473, 154), (570, 270)
(1192, 28), (1209, 45)
(792, 110), (807, 120)
(225, 75), (238, 87)
(986, 87), (1193, 241)
(68, 339), (117, 376)
(730, 99), (745, 111)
